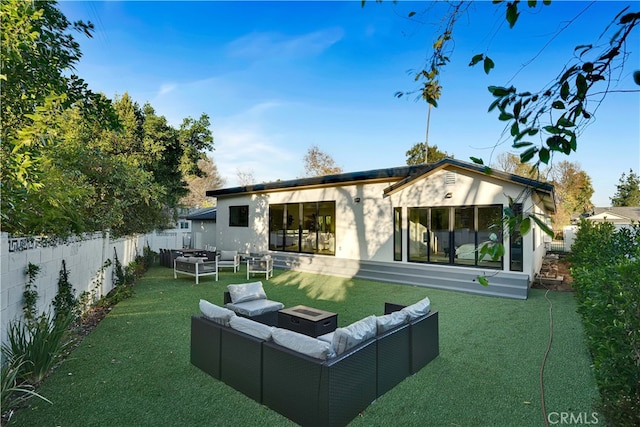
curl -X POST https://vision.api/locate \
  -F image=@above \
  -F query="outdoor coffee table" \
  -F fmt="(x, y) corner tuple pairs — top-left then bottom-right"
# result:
(278, 305), (338, 337)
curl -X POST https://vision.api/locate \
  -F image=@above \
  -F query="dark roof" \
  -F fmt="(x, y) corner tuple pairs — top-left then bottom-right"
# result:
(206, 158), (555, 211)
(206, 164), (429, 197)
(592, 206), (640, 221)
(382, 158), (554, 196)
(185, 207), (217, 221)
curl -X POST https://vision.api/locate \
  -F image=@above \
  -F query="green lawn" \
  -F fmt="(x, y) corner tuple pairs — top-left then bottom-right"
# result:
(8, 265), (598, 426)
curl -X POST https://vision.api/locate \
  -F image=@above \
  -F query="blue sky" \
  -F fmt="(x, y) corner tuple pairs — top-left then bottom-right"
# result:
(58, 1), (639, 206)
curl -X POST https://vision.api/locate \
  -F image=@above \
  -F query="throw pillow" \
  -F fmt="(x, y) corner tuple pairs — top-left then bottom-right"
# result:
(331, 315), (377, 355)
(376, 310), (409, 334)
(401, 296), (431, 320)
(199, 299), (236, 326)
(227, 281), (267, 303)
(229, 316), (274, 341)
(271, 328), (332, 360)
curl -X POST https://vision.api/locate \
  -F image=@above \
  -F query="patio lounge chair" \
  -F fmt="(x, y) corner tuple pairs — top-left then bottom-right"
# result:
(218, 250), (240, 272)
(247, 254), (273, 280)
(223, 281), (284, 326)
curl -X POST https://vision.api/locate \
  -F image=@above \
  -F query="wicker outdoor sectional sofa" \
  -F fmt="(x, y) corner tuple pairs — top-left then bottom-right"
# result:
(190, 289), (439, 427)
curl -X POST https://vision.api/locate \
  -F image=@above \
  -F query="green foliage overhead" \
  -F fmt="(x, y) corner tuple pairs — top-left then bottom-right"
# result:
(0, 0), (117, 137)
(470, 5), (637, 169)
(370, 0), (639, 171)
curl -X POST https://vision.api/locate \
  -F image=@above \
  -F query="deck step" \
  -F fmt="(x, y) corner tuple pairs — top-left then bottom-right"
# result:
(271, 254), (529, 299)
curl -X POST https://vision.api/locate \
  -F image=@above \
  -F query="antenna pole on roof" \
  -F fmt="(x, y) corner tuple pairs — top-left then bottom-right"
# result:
(424, 103), (432, 164)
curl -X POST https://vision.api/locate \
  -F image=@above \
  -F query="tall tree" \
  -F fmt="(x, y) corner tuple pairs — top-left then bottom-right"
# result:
(494, 154), (593, 228)
(549, 161), (594, 227)
(405, 143), (451, 165)
(181, 157), (226, 208)
(0, 0), (117, 233)
(94, 96), (214, 234)
(236, 169), (256, 186)
(493, 152), (543, 180)
(0, 0), (116, 138)
(550, 161), (594, 213)
(303, 145), (343, 177)
(179, 114), (214, 177)
(611, 169), (640, 207)
(0, 1), (214, 236)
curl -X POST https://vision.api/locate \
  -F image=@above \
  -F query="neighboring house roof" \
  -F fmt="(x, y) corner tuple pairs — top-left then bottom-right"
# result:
(587, 206), (640, 223)
(185, 207), (217, 221)
(206, 158), (555, 212)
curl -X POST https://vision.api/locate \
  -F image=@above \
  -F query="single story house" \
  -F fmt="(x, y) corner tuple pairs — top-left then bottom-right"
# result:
(585, 206), (640, 226)
(186, 206), (217, 250)
(207, 158), (556, 299)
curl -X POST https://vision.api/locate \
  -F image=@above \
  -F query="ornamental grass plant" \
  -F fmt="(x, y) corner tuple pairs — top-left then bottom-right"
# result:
(7, 265), (598, 426)
(2, 312), (74, 385)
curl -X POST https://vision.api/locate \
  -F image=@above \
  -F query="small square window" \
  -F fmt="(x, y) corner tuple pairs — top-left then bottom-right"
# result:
(229, 205), (249, 227)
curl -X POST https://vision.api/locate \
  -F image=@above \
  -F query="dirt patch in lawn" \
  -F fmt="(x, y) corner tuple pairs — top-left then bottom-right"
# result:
(532, 252), (574, 292)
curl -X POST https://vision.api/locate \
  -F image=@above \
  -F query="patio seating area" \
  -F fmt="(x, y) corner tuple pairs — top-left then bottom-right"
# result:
(192, 281), (439, 425)
(170, 249), (256, 284)
(7, 265), (598, 427)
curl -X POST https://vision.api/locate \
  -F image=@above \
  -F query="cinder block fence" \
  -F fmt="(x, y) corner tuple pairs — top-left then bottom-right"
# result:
(0, 231), (181, 346)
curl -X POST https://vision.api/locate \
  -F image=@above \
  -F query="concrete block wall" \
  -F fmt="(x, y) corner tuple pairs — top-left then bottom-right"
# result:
(143, 231), (183, 253)
(1, 232), (146, 347)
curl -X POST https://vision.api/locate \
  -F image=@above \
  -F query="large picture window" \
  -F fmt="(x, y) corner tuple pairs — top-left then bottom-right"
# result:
(229, 205), (249, 227)
(269, 201), (335, 255)
(407, 205), (503, 269)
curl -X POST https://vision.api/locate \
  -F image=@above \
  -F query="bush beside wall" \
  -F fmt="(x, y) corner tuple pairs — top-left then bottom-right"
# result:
(570, 220), (640, 426)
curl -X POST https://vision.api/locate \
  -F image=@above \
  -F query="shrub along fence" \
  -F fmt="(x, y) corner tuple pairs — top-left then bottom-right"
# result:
(0, 231), (180, 348)
(0, 231), (175, 421)
(570, 220), (640, 426)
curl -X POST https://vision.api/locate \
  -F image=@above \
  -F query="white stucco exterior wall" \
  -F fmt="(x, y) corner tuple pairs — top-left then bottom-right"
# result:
(213, 164), (552, 281)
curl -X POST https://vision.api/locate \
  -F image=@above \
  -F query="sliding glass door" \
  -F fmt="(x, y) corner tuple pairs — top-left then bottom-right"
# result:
(405, 205), (503, 269)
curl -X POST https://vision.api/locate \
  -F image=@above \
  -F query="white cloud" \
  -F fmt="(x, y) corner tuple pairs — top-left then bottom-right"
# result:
(227, 27), (344, 60)
(157, 83), (176, 96)
(212, 102), (299, 186)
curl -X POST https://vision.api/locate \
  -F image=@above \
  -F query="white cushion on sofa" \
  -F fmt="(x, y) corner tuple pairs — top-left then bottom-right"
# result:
(401, 296), (431, 320)
(317, 332), (334, 343)
(176, 256), (189, 262)
(229, 315), (274, 340)
(331, 315), (377, 356)
(227, 281), (267, 303)
(271, 328), (333, 360)
(199, 299), (236, 326)
(376, 310), (409, 334)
